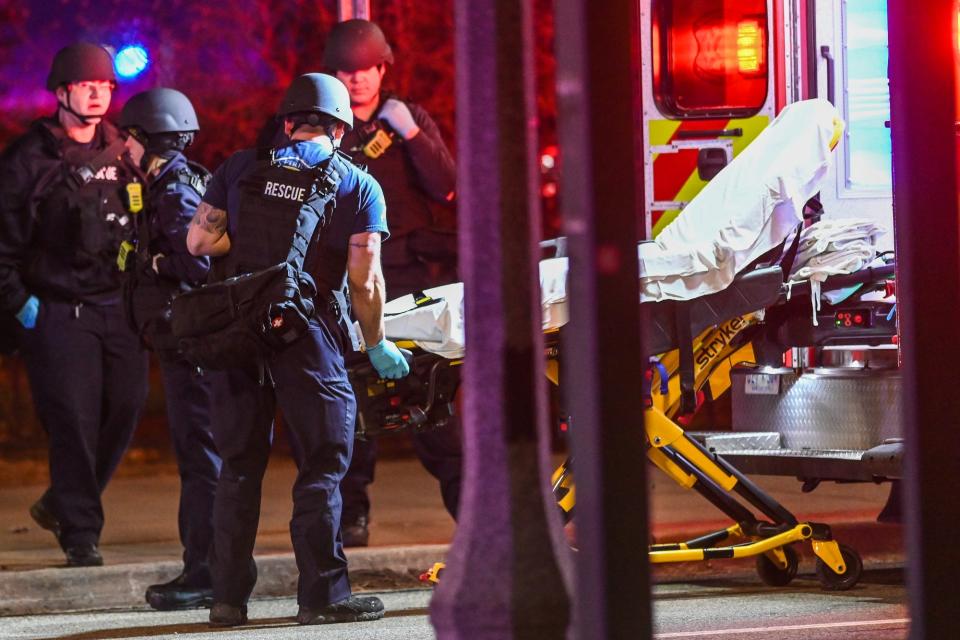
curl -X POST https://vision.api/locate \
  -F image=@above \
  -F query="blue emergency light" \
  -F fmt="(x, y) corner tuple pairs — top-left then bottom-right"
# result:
(114, 45), (149, 80)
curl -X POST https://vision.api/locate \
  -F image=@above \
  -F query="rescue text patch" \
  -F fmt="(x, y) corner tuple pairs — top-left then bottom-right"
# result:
(264, 181), (306, 202)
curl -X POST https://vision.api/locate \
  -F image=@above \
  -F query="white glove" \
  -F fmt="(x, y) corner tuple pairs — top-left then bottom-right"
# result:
(152, 253), (164, 274)
(378, 99), (420, 139)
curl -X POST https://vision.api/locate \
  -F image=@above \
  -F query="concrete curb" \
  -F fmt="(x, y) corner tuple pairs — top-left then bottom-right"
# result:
(0, 544), (449, 617)
(0, 521), (903, 617)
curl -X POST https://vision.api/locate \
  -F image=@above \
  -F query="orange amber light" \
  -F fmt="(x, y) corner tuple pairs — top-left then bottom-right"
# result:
(737, 19), (765, 75)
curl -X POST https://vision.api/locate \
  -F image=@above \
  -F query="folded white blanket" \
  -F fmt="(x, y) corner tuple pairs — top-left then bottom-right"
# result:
(788, 218), (886, 324)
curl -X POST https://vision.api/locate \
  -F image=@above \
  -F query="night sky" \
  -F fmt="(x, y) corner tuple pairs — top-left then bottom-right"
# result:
(0, 0), (557, 169)
(0, 0), (464, 168)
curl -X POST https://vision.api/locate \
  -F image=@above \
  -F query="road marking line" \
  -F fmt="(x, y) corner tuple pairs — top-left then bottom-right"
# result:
(657, 618), (910, 638)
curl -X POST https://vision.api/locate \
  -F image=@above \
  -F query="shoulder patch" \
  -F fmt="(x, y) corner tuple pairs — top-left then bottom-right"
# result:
(173, 163), (211, 196)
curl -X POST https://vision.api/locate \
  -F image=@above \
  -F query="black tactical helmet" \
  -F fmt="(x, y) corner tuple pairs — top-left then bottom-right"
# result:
(120, 88), (199, 134)
(278, 73), (353, 129)
(322, 19), (394, 72)
(46, 42), (116, 91)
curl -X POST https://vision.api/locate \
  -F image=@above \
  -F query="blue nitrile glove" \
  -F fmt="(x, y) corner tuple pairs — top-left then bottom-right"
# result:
(14, 295), (39, 329)
(367, 339), (410, 379)
(378, 99), (419, 139)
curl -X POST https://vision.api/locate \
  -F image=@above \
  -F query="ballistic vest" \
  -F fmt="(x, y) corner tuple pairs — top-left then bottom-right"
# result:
(28, 119), (142, 300)
(219, 148), (347, 282)
(123, 157), (211, 356)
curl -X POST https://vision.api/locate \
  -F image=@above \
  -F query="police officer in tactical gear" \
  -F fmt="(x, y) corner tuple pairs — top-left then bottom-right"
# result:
(119, 88), (221, 610)
(186, 72), (406, 627)
(324, 19), (463, 547)
(0, 42), (149, 567)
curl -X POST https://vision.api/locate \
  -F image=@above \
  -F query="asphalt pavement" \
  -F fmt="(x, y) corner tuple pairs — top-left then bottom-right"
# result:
(0, 454), (904, 618)
(0, 569), (909, 640)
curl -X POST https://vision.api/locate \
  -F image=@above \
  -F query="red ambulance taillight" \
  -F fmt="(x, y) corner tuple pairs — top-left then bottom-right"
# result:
(653, 0), (769, 118)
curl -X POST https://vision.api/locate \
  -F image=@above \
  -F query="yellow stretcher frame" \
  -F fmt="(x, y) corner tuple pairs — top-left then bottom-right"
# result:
(420, 315), (862, 590)
(544, 314), (861, 590)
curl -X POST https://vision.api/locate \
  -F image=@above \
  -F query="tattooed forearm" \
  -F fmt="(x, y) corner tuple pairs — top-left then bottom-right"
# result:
(191, 202), (228, 236)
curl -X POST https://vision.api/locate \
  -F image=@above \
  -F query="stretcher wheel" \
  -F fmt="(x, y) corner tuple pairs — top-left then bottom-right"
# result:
(755, 545), (799, 587)
(815, 544), (862, 591)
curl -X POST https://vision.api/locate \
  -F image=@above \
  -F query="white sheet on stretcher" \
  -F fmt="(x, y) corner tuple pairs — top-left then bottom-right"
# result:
(381, 257), (568, 359)
(382, 99), (842, 357)
(639, 98), (841, 302)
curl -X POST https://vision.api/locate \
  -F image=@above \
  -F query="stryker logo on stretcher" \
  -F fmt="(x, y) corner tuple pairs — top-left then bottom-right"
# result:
(264, 181), (306, 202)
(695, 316), (746, 368)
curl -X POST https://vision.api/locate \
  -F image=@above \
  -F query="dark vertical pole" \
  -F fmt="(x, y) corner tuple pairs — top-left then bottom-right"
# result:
(430, 0), (572, 637)
(555, 0), (652, 639)
(888, 2), (960, 638)
(805, 0), (818, 100)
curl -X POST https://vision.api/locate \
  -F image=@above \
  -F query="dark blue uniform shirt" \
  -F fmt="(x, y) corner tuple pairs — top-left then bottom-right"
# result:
(149, 152), (210, 287)
(204, 141), (387, 289)
(205, 141), (387, 239)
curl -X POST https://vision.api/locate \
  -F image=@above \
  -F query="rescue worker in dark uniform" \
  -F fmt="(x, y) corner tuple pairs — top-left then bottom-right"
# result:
(118, 88), (221, 610)
(185, 73), (407, 627)
(0, 42), (149, 567)
(324, 19), (463, 546)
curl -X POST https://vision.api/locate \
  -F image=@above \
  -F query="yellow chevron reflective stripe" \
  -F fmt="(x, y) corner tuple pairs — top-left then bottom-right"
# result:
(651, 115), (770, 237)
(649, 119), (682, 162)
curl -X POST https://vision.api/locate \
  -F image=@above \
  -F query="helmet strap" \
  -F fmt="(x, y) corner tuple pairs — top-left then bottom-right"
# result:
(58, 86), (98, 126)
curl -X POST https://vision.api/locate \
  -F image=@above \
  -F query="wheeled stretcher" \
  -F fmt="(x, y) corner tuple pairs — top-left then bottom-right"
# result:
(346, 99), (892, 589)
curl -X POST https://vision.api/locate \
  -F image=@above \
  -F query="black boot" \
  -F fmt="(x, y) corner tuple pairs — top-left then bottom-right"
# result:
(296, 595), (385, 625)
(65, 543), (103, 567)
(146, 571), (214, 611)
(342, 515), (369, 548)
(29, 492), (60, 540)
(209, 603), (248, 627)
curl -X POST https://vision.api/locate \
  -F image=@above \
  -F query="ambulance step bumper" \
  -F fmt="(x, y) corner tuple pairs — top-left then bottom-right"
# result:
(688, 431), (903, 481)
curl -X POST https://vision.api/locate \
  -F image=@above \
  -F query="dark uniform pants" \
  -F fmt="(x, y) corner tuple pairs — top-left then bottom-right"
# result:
(342, 421), (463, 522)
(20, 300), (149, 549)
(341, 262), (463, 523)
(208, 315), (355, 608)
(158, 357), (220, 580)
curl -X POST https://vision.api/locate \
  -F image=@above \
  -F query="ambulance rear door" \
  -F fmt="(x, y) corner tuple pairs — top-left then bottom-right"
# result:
(812, 0), (893, 251)
(641, 0), (776, 239)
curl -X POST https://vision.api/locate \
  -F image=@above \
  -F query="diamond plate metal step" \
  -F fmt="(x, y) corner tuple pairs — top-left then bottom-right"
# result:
(686, 431), (902, 481)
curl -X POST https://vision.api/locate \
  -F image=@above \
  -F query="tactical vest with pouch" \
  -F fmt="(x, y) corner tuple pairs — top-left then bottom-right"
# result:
(28, 120), (142, 301)
(171, 149), (345, 371)
(0, 120), (141, 356)
(123, 159), (211, 360)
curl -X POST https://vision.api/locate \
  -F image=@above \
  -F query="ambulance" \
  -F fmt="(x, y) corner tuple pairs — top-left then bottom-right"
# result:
(350, 0), (901, 588)
(635, 0), (899, 487)
(357, 0), (900, 488)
